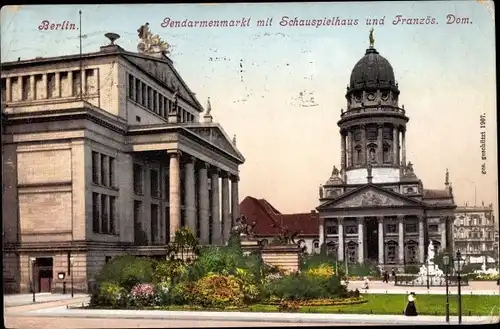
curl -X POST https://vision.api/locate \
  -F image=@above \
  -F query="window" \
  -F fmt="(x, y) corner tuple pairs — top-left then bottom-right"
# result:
(355, 146), (362, 165)
(105, 256), (112, 264)
(347, 242), (357, 263)
(165, 206), (170, 243)
(109, 157), (115, 188)
(405, 223), (417, 233)
(109, 196), (116, 234)
(429, 224), (439, 233)
(386, 241), (398, 263)
(478, 218), (482, 225)
(151, 204), (159, 244)
(92, 151), (99, 184)
(383, 146), (390, 163)
(386, 224), (397, 233)
(128, 74), (134, 100)
(326, 226), (338, 235)
(366, 126), (377, 140)
(101, 194), (108, 234)
(326, 242), (337, 255)
(313, 240), (319, 249)
(406, 241), (418, 263)
(92, 192), (100, 233)
(345, 225), (357, 234)
(100, 154), (107, 186)
(133, 164), (143, 195)
(150, 169), (159, 197)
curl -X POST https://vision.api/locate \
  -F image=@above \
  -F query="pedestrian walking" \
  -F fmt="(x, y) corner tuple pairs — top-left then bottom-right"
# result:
(404, 292), (418, 316)
(391, 268), (396, 282)
(383, 271), (389, 283)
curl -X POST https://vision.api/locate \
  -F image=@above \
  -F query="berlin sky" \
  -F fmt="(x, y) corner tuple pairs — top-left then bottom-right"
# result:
(1, 1), (497, 215)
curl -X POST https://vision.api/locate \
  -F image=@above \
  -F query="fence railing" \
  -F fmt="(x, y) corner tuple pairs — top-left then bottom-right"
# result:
(395, 273), (469, 286)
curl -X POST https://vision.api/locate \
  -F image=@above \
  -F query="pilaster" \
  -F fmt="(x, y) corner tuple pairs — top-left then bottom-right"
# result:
(221, 172), (231, 243)
(347, 129), (353, 168)
(377, 123), (384, 164)
(398, 215), (405, 264)
(338, 217), (344, 261)
(168, 151), (181, 240)
(230, 175), (240, 230)
(357, 217), (364, 263)
(361, 125), (367, 165)
(197, 162), (210, 245)
(418, 216), (425, 263)
(319, 217), (325, 251)
(184, 155), (197, 236)
(378, 216), (384, 264)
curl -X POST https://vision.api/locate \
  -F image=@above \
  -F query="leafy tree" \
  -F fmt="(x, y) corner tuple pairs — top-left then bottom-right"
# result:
(166, 227), (200, 262)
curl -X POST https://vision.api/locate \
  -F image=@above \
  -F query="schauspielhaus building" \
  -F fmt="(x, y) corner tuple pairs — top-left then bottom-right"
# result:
(317, 39), (456, 270)
(2, 29), (244, 293)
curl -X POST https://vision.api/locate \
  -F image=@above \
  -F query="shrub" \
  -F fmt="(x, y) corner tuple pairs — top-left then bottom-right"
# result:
(154, 281), (172, 306)
(130, 283), (155, 307)
(306, 264), (335, 277)
(300, 253), (337, 271)
(153, 259), (188, 285)
(97, 255), (155, 291)
(190, 274), (244, 308)
(91, 281), (127, 308)
(234, 268), (259, 303)
(187, 244), (248, 281)
(405, 265), (420, 274)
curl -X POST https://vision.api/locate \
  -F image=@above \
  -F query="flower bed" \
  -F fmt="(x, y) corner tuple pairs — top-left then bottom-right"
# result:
(264, 296), (367, 306)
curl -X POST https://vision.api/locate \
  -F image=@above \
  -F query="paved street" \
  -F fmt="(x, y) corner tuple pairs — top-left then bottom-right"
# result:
(4, 293), (89, 308)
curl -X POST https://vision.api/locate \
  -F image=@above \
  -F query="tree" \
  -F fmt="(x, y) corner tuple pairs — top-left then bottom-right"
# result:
(166, 227), (200, 262)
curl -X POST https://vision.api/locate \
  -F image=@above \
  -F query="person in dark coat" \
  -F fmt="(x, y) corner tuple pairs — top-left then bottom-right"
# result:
(383, 271), (389, 283)
(404, 292), (418, 316)
(391, 269), (396, 282)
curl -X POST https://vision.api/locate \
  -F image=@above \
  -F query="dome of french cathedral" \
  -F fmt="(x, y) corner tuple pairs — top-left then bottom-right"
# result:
(349, 47), (397, 91)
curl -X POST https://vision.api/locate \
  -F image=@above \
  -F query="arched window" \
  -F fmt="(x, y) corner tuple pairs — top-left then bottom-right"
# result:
(355, 146), (362, 165)
(383, 144), (391, 163)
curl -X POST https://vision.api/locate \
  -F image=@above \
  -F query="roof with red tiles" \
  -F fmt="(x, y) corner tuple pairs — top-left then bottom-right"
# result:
(239, 196), (319, 237)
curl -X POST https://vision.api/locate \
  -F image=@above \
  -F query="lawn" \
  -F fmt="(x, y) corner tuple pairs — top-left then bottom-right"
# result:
(154, 294), (500, 316)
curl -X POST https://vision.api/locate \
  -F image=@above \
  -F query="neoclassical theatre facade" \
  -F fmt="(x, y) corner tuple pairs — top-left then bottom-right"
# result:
(2, 31), (244, 293)
(316, 42), (456, 269)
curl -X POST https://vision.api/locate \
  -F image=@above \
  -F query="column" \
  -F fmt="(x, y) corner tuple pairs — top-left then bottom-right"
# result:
(198, 163), (210, 245)
(29, 75), (35, 100)
(5, 77), (11, 102)
(230, 175), (240, 229)
(340, 131), (346, 172)
(401, 129), (406, 166)
(357, 217), (364, 263)
(41, 74), (48, 99)
(221, 173), (231, 243)
(184, 156), (196, 235)
(418, 216), (425, 263)
(338, 218), (344, 261)
(68, 71), (74, 96)
(210, 168), (221, 244)
(361, 125), (367, 165)
(347, 130), (353, 167)
(377, 123), (384, 164)
(440, 217), (447, 250)
(55, 72), (61, 98)
(378, 216), (384, 264)
(168, 151), (181, 240)
(398, 215), (405, 264)
(393, 125), (399, 165)
(81, 69), (86, 96)
(319, 218), (325, 250)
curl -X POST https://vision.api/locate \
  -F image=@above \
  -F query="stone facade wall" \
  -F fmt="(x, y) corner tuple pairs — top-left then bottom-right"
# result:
(261, 246), (301, 273)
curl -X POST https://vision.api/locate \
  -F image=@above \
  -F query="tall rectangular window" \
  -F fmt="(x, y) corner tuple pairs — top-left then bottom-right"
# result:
(100, 154), (107, 186)
(150, 169), (159, 198)
(109, 157), (115, 188)
(101, 194), (109, 234)
(92, 192), (100, 233)
(92, 151), (99, 184)
(164, 168), (170, 200)
(165, 206), (170, 243)
(109, 196), (116, 234)
(151, 204), (159, 244)
(128, 74), (134, 100)
(133, 164), (143, 195)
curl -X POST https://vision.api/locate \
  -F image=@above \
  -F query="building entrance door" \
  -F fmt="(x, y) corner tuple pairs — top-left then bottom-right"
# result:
(35, 258), (53, 293)
(365, 219), (378, 262)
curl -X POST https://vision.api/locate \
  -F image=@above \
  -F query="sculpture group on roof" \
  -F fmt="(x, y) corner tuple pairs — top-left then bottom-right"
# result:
(137, 22), (170, 54)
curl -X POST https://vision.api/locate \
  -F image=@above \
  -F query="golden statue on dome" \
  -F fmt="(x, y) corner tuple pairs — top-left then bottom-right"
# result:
(369, 28), (375, 47)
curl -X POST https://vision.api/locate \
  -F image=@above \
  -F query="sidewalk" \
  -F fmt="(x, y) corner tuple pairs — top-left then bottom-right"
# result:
(347, 280), (500, 295)
(19, 306), (499, 325)
(3, 293), (90, 308)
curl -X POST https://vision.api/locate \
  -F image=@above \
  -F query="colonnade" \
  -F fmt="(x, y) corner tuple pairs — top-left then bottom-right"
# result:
(167, 151), (239, 245)
(340, 124), (406, 172)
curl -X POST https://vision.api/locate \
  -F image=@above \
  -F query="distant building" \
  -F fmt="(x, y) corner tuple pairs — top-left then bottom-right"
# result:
(239, 196), (319, 254)
(2, 31), (244, 293)
(453, 203), (499, 265)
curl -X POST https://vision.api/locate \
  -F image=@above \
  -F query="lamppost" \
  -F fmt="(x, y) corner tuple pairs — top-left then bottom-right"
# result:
(454, 250), (464, 325)
(70, 257), (74, 298)
(30, 257), (36, 303)
(443, 254), (450, 323)
(58, 272), (66, 294)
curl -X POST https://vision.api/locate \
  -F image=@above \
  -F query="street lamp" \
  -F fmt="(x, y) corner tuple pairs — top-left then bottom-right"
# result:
(454, 250), (465, 324)
(30, 257), (36, 303)
(70, 257), (74, 298)
(58, 272), (66, 294)
(443, 254), (450, 323)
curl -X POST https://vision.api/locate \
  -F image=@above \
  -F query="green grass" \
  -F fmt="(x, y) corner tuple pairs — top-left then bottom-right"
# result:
(150, 294), (500, 316)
